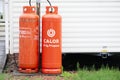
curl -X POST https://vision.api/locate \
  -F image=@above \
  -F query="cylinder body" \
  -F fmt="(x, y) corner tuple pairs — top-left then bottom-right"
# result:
(19, 6), (39, 73)
(42, 6), (62, 74)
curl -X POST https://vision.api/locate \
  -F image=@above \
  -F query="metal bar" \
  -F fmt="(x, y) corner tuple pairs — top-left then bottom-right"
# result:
(36, 0), (40, 53)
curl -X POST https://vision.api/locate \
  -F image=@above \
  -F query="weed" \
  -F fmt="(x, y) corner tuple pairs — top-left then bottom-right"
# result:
(0, 73), (6, 80)
(24, 77), (29, 80)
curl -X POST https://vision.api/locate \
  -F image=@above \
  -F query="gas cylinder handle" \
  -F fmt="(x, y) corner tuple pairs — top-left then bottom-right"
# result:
(23, 6), (36, 13)
(47, 0), (53, 13)
(46, 6), (58, 14)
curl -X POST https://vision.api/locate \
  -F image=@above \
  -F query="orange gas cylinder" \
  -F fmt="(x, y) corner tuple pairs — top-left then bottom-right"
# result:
(42, 6), (62, 74)
(19, 6), (39, 73)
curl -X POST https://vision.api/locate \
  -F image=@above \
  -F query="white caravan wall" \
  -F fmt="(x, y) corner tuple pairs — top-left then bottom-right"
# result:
(0, 0), (9, 54)
(0, 0), (5, 41)
(10, 0), (120, 54)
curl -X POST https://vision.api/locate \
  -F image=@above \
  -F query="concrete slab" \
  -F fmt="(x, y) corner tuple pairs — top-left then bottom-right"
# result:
(13, 70), (41, 76)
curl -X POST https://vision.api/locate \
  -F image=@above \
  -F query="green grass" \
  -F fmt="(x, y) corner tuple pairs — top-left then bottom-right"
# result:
(0, 74), (6, 80)
(0, 73), (10, 80)
(61, 67), (120, 80)
(0, 67), (120, 80)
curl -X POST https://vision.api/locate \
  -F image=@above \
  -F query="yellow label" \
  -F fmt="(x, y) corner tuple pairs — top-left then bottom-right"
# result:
(102, 50), (107, 52)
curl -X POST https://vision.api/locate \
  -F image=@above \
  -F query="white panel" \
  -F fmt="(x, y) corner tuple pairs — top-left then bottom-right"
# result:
(0, 0), (3, 13)
(11, 0), (120, 53)
(0, 22), (5, 41)
(0, 21), (5, 59)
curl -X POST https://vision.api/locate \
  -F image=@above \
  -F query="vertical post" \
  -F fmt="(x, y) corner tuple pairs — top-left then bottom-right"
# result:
(4, 0), (9, 54)
(36, 0), (40, 52)
(36, 0), (40, 18)
(36, 0), (41, 69)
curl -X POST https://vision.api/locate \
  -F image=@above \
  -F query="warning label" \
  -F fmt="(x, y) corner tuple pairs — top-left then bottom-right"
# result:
(20, 28), (31, 38)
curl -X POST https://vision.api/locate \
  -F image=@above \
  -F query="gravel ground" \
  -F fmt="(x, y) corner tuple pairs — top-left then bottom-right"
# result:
(4, 74), (64, 80)
(3, 54), (64, 80)
(3, 54), (18, 73)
